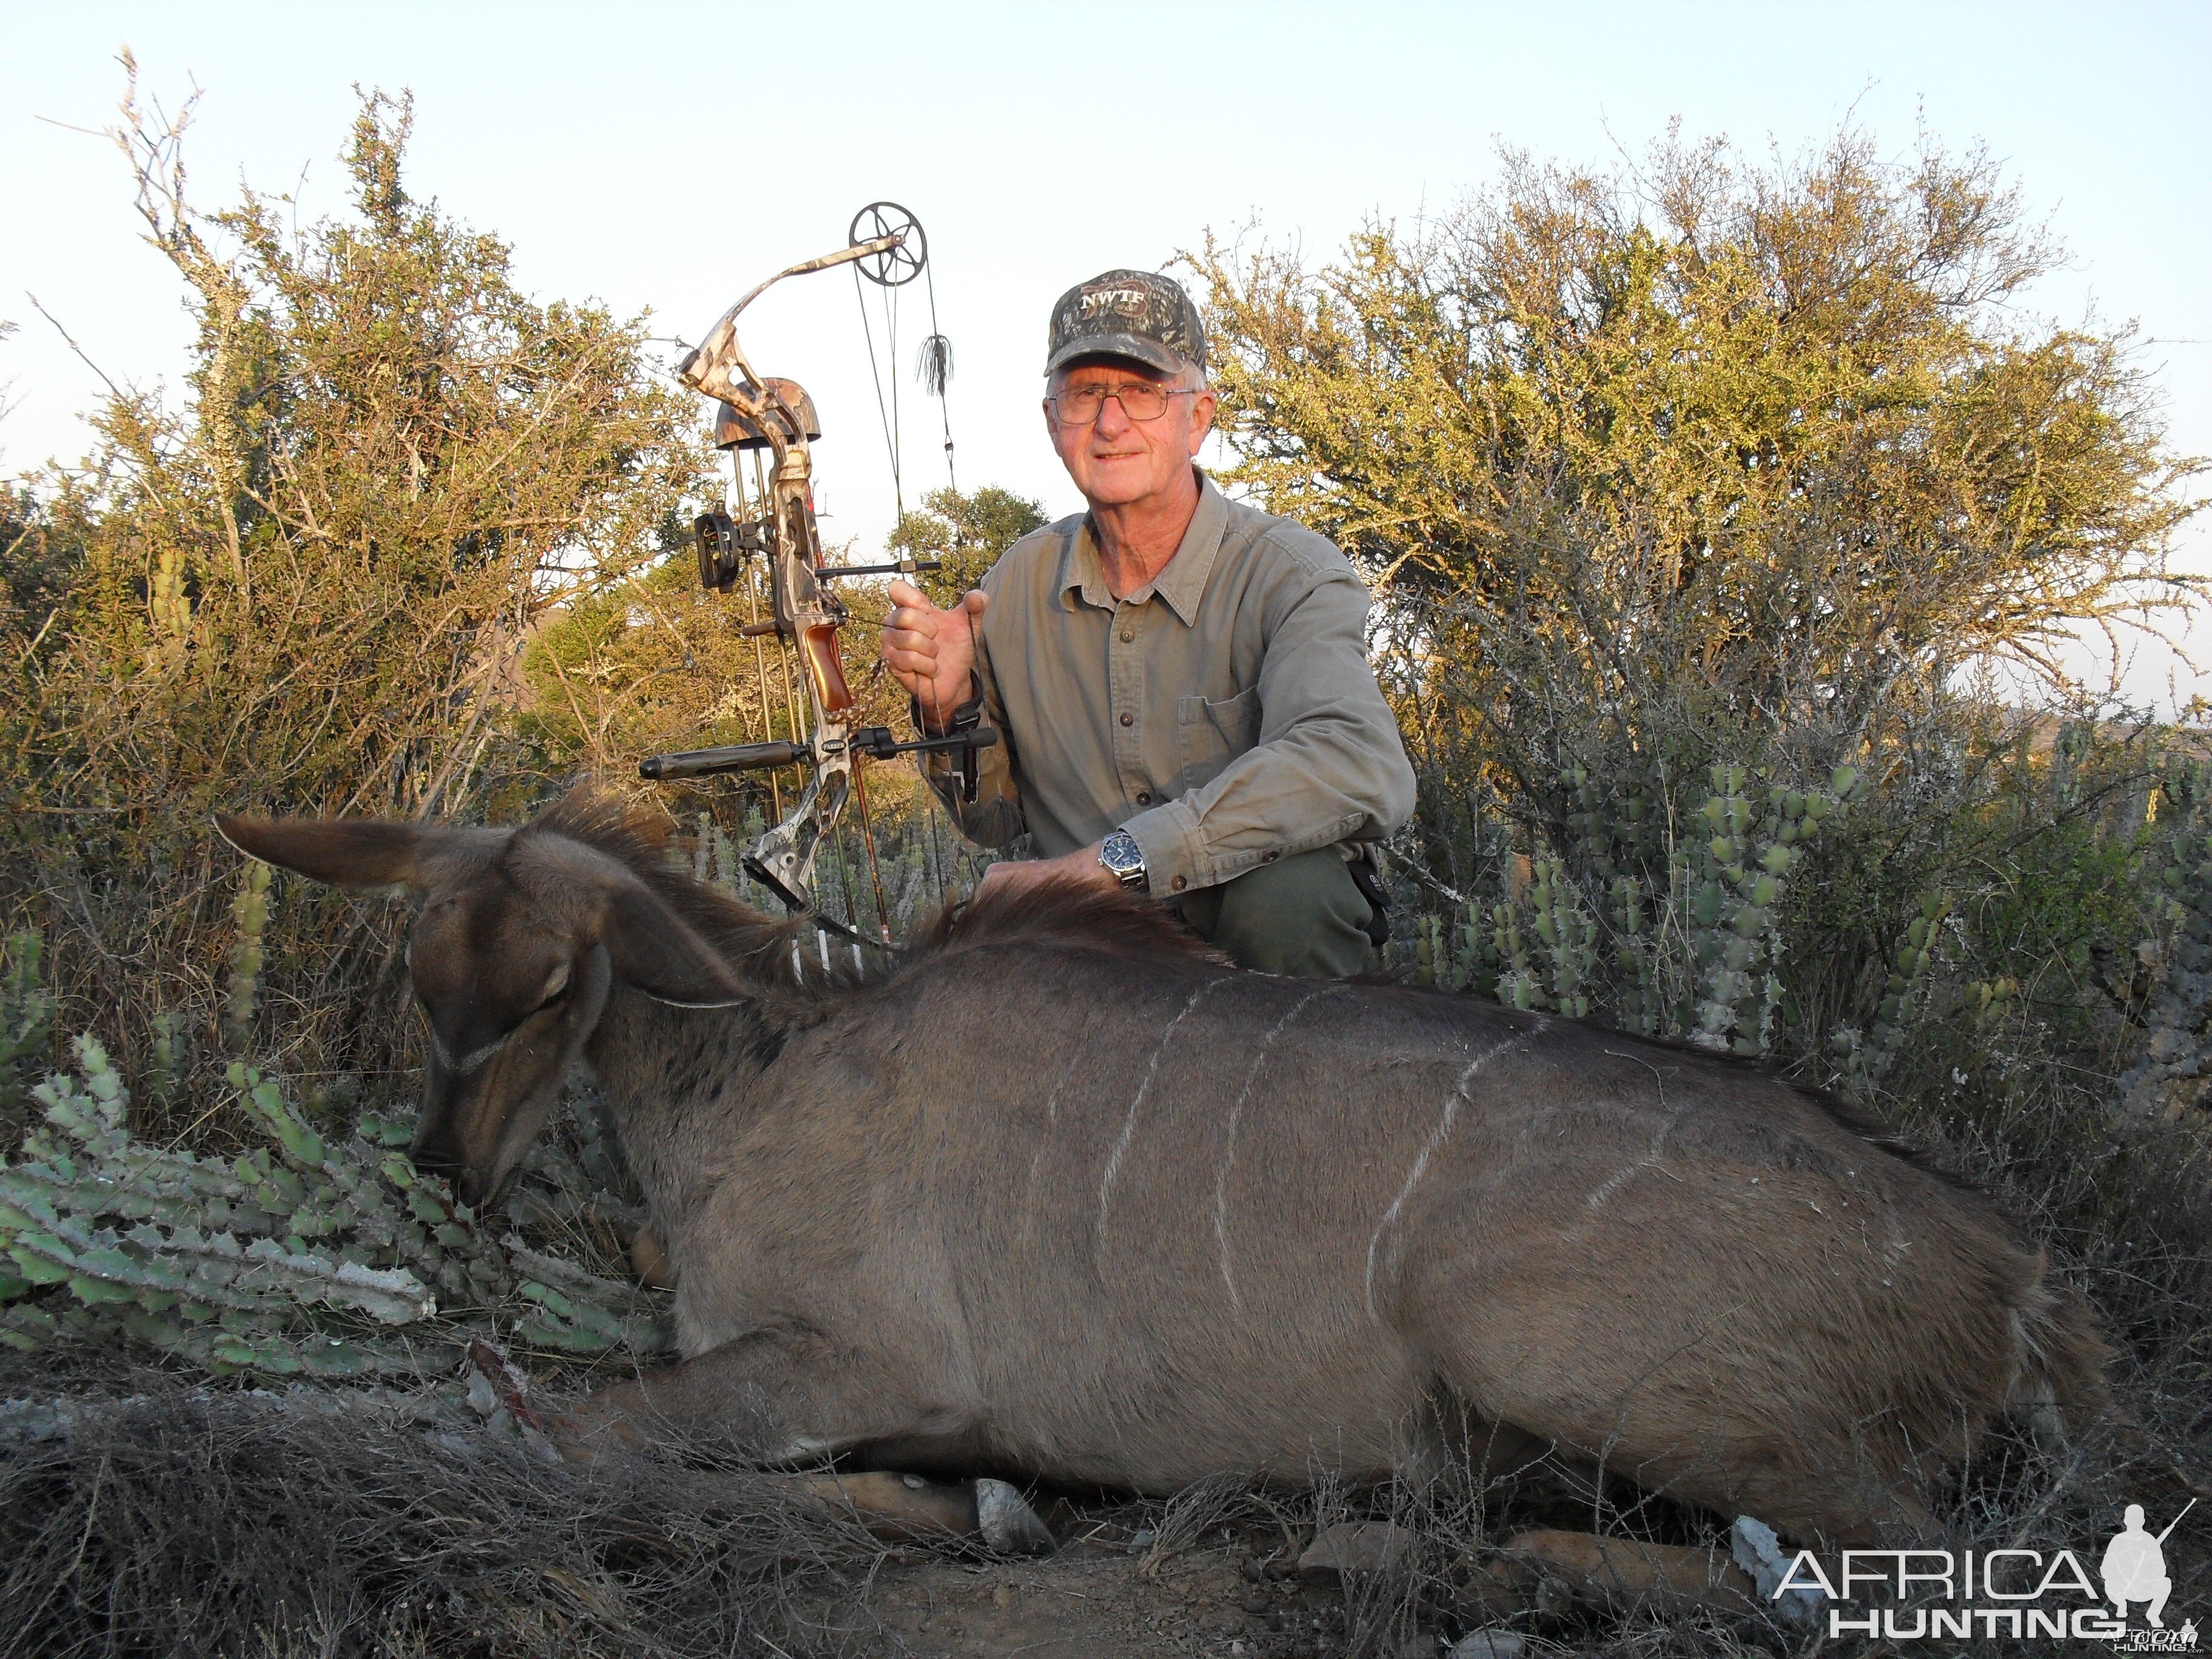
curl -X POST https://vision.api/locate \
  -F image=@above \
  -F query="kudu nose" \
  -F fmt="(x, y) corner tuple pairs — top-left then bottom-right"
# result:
(454, 1168), (498, 1211)
(410, 1134), (496, 1212)
(412, 1062), (500, 1208)
(407, 1124), (471, 1198)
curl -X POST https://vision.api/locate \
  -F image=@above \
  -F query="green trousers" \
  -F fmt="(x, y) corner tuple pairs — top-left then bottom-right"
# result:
(1172, 848), (1378, 978)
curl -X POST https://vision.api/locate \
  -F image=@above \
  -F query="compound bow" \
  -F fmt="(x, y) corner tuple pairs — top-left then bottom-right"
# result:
(639, 206), (995, 942)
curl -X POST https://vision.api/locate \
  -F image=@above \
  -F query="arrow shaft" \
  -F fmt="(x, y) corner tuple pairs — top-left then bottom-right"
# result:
(2153, 1496), (2197, 1545)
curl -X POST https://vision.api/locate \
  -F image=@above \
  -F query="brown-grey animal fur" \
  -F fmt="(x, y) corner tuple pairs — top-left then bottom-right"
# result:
(216, 793), (2111, 1546)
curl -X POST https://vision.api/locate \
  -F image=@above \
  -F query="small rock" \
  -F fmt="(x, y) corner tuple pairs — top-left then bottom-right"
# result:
(1449, 1632), (1525, 1659)
(1732, 1513), (1820, 1624)
(1298, 1520), (1416, 1588)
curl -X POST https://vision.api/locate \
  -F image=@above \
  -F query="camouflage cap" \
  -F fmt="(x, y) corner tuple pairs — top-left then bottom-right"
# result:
(1045, 269), (1206, 378)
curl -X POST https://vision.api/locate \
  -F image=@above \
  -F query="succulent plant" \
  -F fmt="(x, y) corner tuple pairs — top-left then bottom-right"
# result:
(0, 1036), (668, 1381)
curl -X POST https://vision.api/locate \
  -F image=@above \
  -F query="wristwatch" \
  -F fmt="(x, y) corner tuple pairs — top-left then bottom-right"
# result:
(1098, 830), (1148, 891)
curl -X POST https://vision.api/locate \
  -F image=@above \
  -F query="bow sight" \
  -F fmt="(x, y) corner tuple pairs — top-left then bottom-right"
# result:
(640, 204), (996, 939)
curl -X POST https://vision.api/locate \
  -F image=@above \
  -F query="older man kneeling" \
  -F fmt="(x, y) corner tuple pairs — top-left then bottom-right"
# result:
(880, 269), (1413, 977)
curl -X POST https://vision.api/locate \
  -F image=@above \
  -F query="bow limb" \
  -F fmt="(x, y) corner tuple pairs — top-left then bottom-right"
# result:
(742, 748), (851, 914)
(677, 233), (906, 406)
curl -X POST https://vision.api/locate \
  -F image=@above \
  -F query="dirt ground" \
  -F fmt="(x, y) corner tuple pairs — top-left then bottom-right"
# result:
(814, 1503), (1458, 1659)
(857, 1547), (1265, 1658)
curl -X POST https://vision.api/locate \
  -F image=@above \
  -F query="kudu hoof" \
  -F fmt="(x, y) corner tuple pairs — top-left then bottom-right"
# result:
(548, 1404), (648, 1467)
(973, 1477), (1057, 1556)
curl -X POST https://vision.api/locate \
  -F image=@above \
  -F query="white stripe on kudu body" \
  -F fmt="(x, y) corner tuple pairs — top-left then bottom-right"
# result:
(1017, 1000), (1114, 1250)
(1095, 974), (1236, 1254)
(1215, 983), (1346, 1313)
(1363, 1028), (1533, 1323)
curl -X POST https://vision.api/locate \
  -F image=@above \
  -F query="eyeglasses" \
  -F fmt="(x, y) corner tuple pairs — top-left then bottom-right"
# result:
(1047, 381), (1198, 424)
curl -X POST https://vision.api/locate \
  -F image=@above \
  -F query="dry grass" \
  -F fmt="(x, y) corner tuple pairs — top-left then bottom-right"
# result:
(1, 1207), (2204, 1659)
(0, 1362), (889, 1659)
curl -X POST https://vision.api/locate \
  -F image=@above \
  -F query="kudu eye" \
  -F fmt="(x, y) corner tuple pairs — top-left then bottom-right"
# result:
(528, 962), (572, 1017)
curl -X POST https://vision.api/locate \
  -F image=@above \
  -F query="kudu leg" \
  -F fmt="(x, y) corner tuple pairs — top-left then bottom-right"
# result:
(553, 1327), (1054, 1554)
(787, 1469), (1056, 1553)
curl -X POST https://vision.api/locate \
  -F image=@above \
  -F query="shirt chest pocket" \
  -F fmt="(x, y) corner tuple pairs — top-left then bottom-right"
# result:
(1175, 685), (1261, 794)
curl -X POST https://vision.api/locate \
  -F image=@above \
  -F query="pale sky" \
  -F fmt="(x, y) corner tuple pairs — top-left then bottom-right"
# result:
(4, 1), (2206, 704)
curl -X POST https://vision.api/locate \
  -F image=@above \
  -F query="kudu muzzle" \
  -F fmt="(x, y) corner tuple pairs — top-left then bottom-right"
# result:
(409, 944), (613, 1210)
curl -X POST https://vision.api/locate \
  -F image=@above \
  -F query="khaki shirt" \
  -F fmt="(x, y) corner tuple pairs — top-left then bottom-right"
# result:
(919, 472), (1416, 896)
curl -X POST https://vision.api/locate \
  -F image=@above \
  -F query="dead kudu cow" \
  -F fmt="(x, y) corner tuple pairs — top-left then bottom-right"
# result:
(218, 796), (2106, 1558)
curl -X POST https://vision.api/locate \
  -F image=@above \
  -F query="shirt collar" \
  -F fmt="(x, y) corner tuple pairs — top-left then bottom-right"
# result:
(1057, 469), (1229, 626)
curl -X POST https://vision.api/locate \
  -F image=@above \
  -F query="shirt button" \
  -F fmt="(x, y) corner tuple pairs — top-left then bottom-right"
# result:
(1136, 791), (1151, 805)
(1171, 875), (1187, 891)
(1120, 628), (1134, 643)
(1119, 712), (1133, 726)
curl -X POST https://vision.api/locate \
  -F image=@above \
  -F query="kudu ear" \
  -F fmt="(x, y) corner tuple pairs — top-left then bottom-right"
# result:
(595, 878), (749, 1009)
(214, 814), (434, 890)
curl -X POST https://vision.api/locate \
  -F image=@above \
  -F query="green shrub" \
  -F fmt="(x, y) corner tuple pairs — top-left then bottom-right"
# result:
(1, 72), (707, 1133)
(0, 932), (52, 1147)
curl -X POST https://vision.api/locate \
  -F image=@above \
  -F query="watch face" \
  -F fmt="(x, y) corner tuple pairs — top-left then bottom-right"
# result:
(1102, 833), (1143, 876)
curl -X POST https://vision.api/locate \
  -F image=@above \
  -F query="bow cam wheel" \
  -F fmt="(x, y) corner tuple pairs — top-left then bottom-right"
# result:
(848, 202), (927, 287)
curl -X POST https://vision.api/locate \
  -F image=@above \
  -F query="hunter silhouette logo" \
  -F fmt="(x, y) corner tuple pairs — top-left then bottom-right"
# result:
(2104, 1501), (2190, 1629)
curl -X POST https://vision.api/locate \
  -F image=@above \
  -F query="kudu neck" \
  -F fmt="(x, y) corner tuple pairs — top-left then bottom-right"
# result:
(585, 984), (782, 1228)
